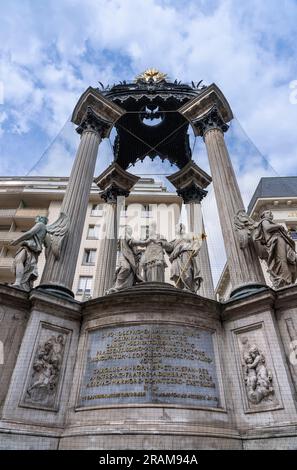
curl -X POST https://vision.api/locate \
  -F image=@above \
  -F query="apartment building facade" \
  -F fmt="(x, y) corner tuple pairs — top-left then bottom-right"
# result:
(0, 176), (181, 299)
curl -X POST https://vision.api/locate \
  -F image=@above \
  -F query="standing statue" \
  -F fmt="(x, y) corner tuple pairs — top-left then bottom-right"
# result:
(107, 225), (143, 294)
(165, 223), (203, 293)
(139, 221), (168, 282)
(10, 213), (69, 291)
(234, 209), (297, 288)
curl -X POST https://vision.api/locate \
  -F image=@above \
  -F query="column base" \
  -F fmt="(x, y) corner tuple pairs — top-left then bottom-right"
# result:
(229, 282), (268, 300)
(36, 284), (75, 300)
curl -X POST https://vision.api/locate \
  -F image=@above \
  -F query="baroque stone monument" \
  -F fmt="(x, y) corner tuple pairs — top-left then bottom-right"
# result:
(1, 68), (297, 450)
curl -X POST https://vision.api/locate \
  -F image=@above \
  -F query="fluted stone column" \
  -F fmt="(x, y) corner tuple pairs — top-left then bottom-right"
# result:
(193, 106), (265, 296)
(40, 108), (111, 297)
(92, 196), (121, 297)
(167, 160), (215, 298)
(186, 200), (215, 299)
(92, 163), (140, 297)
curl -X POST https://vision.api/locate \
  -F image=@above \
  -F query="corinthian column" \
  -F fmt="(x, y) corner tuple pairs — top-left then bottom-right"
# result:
(186, 196), (215, 299)
(192, 106), (265, 297)
(167, 161), (215, 298)
(39, 108), (112, 298)
(92, 163), (140, 297)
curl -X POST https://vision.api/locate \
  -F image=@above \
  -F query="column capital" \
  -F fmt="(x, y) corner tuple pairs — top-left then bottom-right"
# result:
(101, 185), (130, 204)
(177, 184), (208, 204)
(76, 106), (112, 138)
(167, 160), (211, 204)
(193, 105), (229, 138)
(95, 162), (140, 204)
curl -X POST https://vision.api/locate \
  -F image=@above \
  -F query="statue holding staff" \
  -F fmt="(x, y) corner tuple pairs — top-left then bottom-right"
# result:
(165, 223), (203, 293)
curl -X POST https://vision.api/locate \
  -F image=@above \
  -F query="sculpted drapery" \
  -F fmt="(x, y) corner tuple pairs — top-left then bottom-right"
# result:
(234, 209), (297, 289)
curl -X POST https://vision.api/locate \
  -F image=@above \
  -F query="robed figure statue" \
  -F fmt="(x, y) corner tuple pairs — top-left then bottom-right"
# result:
(165, 223), (203, 293)
(234, 209), (297, 288)
(107, 225), (143, 294)
(139, 221), (168, 283)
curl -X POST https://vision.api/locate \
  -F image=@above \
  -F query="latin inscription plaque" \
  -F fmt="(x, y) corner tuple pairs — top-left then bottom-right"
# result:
(78, 324), (221, 408)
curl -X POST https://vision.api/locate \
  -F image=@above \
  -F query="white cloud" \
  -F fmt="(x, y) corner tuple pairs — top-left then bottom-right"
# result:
(1, 0), (297, 286)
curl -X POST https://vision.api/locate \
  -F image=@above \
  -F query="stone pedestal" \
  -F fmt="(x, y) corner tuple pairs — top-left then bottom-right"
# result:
(1, 282), (297, 450)
(0, 285), (28, 414)
(60, 283), (239, 449)
(92, 163), (139, 297)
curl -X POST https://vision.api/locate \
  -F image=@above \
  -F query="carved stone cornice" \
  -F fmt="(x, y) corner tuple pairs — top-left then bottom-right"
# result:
(95, 162), (140, 204)
(72, 86), (125, 131)
(76, 106), (112, 138)
(192, 105), (229, 137)
(178, 83), (233, 137)
(167, 160), (212, 204)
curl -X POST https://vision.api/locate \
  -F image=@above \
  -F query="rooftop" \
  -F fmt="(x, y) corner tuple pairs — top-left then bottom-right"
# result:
(248, 176), (297, 214)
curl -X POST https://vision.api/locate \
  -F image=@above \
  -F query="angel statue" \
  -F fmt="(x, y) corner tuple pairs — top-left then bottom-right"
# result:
(165, 223), (203, 293)
(106, 225), (144, 294)
(10, 213), (69, 291)
(234, 209), (297, 289)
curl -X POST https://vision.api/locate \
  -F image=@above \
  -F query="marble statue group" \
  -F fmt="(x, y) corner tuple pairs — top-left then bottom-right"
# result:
(9, 203), (297, 297)
(108, 221), (203, 294)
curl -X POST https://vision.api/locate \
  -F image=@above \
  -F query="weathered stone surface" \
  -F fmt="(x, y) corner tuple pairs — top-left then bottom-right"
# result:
(0, 285), (29, 414)
(78, 324), (220, 408)
(1, 283), (297, 450)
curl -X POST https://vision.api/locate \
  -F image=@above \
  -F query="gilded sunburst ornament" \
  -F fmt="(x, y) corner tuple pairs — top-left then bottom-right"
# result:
(135, 68), (168, 83)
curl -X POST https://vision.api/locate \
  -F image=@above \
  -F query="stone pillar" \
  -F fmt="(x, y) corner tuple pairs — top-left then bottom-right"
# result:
(193, 106), (265, 296)
(93, 196), (120, 297)
(186, 199), (215, 299)
(92, 163), (140, 297)
(39, 107), (112, 298)
(167, 161), (215, 298)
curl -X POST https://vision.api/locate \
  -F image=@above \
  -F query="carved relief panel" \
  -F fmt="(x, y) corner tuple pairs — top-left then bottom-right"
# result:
(233, 323), (283, 413)
(20, 322), (72, 411)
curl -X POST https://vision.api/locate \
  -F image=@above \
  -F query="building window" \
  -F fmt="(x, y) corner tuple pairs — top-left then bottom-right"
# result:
(83, 249), (96, 265)
(87, 224), (100, 239)
(288, 226), (297, 240)
(77, 276), (92, 294)
(141, 204), (151, 218)
(91, 203), (103, 216)
(140, 225), (149, 240)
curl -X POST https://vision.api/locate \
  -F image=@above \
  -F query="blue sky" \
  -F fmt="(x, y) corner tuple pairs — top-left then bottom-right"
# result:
(1, 0), (297, 282)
